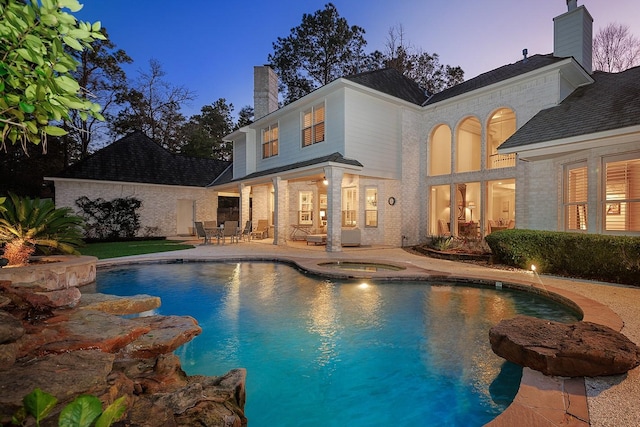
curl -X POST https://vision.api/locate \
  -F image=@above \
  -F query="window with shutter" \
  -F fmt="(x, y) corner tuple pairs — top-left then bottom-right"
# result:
(604, 156), (640, 232)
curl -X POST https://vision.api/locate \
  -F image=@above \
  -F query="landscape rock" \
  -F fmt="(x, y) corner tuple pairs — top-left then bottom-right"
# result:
(0, 257), (245, 426)
(118, 315), (202, 359)
(1, 283), (82, 309)
(114, 354), (189, 395)
(16, 310), (152, 357)
(79, 292), (161, 315)
(490, 315), (640, 377)
(0, 350), (115, 421)
(0, 342), (19, 370)
(0, 310), (24, 343)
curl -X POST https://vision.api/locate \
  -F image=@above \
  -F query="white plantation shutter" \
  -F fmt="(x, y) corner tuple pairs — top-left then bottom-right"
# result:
(302, 110), (312, 146)
(605, 158), (640, 231)
(566, 165), (588, 230)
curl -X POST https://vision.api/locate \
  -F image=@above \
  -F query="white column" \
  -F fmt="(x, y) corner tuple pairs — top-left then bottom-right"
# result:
(272, 177), (288, 245)
(239, 183), (251, 230)
(324, 167), (343, 252)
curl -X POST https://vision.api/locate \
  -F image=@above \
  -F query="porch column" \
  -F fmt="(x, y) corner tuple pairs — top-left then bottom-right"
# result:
(324, 166), (343, 252)
(272, 176), (288, 246)
(239, 183), (251, 231)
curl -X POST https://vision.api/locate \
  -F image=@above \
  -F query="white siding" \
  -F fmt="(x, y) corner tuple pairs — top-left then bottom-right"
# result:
(251, 91), (346, 175)
(343, 88), (402, 179)
(233, 137), (247, 179)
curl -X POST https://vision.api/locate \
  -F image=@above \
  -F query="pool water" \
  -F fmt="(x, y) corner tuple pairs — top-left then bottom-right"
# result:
(95, 262), (579, 426)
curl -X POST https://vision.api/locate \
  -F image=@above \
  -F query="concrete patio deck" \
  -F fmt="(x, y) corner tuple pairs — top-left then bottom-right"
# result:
(97, 238), (640, 427)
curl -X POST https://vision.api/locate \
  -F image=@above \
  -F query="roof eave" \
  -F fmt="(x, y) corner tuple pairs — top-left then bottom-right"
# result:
(499, 124), (640, 160)
(425, 57), (585, 110)
(209, 159), (363, 192)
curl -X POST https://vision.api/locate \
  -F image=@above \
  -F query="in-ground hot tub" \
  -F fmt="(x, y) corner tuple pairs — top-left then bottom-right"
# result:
(317, 261), (405, 272)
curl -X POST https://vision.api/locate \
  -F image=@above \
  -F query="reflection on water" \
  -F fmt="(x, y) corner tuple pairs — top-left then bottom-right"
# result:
(96, 262), (579, 427)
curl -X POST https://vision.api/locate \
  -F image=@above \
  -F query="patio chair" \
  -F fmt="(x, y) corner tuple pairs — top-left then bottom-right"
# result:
(203, 220), (217, 230)
(507, 219), (515, 229)
(194, 221), (214, 245)
(222, 220), (239, 244)
(488, 219), (496, 234)
(240, 220), (252, 242)
(251, 219), (269, 240)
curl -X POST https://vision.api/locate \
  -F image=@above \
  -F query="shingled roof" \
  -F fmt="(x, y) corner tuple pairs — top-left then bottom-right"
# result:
(500, 66), (640, 150)
(55, 131), (231, 187)
(212, 152), (363, 186)
(426, 54), (566, 105)
(345, 68), (428, 105)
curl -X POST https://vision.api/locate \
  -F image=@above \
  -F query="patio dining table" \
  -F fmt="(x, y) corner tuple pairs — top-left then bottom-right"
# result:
(205, 225), (225, 245)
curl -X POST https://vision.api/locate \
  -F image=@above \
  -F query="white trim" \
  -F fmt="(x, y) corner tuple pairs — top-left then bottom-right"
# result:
(501, 125), (640, 159)
(45, 177), (210, 190)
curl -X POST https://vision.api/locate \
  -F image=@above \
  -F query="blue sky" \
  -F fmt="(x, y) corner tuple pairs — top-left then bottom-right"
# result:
(75, 1), (640, 118)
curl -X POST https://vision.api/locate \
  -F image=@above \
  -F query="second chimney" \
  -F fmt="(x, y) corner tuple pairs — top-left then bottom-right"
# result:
(254, 66), (278, 120)
(553, 1), (593, 74)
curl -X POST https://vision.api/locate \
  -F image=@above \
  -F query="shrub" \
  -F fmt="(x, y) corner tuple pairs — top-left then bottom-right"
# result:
(0, 193), (84, 266)
(75, 197), (142, 241)
(485, 229), (640, 285)
(428, 235), (454, 251)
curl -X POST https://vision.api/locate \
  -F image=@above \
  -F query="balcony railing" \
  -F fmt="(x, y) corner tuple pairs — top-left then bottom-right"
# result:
(489, 153), (516, 169)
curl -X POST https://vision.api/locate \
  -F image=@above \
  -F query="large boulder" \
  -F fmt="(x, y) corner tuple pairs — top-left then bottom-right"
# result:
(490, 315), (640, 377)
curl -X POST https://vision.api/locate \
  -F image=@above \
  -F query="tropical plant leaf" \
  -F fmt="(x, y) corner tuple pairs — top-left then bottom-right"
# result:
(94, 396), (127, 427)
(22, 388), (58, 425)
(58, 395), (102, 427)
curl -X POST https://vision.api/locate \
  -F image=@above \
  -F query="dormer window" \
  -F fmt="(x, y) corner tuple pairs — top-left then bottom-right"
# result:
(302, 103), (325, 147)
(262, 123), (278, 158)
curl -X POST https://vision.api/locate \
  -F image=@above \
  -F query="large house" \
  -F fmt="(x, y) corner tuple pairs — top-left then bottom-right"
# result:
(51, 1), (640, 249)
(214, 1), (640, 251)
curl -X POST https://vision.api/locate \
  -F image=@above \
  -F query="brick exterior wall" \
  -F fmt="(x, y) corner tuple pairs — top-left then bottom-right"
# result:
(54, 180), (217, 237)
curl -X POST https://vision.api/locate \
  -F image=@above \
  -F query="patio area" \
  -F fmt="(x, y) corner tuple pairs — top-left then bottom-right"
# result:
(99, 237), (640, 427)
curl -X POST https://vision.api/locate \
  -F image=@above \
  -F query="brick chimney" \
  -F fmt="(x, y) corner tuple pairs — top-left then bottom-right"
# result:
(553, 0), (593, 73)
(254, 66), (278, 120)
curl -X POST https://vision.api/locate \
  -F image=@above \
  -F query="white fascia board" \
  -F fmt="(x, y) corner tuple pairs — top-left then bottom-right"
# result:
(500, 125), (640, 159)
(223, 126), (249, 142)
(45, 177), (209, 190)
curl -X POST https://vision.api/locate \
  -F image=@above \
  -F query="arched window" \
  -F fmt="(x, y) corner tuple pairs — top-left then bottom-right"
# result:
(429, 124), (451, 175)
(456, 117), (481, 173)
(487, 108), (516, 169)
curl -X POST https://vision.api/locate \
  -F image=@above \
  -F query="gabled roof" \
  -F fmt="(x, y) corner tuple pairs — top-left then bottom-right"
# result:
(426, 54), (566, 105)
(212, 152), (363, 186)
(54, 131), (231, 187)
(500, 66), (640, 150)
(345, 68), (429, 105)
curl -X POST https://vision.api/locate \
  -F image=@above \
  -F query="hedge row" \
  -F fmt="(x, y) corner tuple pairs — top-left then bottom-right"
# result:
(485, 229), (640, 286)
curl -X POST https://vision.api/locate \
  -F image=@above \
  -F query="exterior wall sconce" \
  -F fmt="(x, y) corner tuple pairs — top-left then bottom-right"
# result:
(322, 176), (328, 185)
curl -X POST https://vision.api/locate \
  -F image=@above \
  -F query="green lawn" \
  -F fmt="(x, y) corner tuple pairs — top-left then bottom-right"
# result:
(80, 240), (195, 259)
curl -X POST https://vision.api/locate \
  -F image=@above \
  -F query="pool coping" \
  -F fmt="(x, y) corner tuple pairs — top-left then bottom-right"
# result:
(96, 252), (624, 426)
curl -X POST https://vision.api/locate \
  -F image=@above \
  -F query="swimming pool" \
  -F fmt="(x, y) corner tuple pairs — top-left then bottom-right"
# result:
(95, 262), (579, 426)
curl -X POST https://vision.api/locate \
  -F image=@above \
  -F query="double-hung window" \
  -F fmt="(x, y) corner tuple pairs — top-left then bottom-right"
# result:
(262, 123), (278, 158)
(302, 103), (325, 147)
(564, 163), (588, 231)
(604, 155), (640, 232)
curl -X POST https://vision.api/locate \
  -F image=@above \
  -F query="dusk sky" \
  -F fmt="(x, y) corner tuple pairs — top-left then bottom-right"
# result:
(75, 1), (640, 119)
